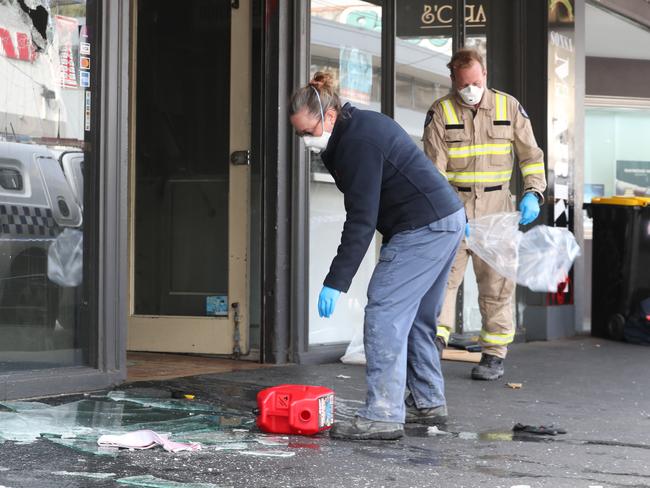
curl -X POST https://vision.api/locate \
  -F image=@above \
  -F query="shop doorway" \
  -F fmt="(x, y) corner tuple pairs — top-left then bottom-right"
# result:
(128, 0), (252, 357)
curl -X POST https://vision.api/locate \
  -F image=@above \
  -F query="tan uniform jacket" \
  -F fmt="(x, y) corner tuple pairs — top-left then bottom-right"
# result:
(423, 88), (546, 218)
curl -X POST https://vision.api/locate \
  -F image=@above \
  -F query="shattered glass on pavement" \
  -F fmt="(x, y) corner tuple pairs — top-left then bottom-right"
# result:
(52, 471), (116, 479)
(239, 450), (296, 458)
(0, 391), (297, 458)
(117, 475), (228, 488)
(106, 391), (222, 413)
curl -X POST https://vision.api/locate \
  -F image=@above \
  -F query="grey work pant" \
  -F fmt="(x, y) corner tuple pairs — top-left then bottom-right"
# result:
(357, 208), (465, 423)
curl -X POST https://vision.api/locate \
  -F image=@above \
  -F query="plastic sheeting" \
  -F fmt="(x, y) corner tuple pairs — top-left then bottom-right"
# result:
(47, 228), (83, 287)
(467, 212), (581, 292)
(340, 332), (365, 365)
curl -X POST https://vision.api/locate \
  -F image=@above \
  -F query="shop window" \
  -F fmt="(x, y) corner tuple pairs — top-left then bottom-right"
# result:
(0, 1), (97, 372)
(585, 104), (650, 238)
(308, 1), (382, 346)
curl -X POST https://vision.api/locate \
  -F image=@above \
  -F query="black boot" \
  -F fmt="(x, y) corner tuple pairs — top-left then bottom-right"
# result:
(434, 336), (446, 357)
(330, 416), (404, 440)
(471, 353), (504, 381)
(404, 394), (448, 425)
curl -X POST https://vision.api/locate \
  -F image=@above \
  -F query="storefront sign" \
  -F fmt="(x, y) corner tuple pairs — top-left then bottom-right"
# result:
(396, 1), (487, 38)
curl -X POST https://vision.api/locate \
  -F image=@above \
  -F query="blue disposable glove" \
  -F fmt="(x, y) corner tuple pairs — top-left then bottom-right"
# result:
(318, 286), (341, 318)
(465, 222), (470, 238)
(519, 192), (540, 225)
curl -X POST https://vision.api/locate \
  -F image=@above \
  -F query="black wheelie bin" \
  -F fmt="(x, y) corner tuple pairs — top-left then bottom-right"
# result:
(588, 196), (650, 342)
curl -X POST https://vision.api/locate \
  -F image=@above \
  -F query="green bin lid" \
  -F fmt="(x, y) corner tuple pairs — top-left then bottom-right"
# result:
(591, 196), (650, 206)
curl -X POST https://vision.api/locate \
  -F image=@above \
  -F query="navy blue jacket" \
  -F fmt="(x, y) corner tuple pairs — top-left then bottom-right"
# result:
(320, 103), (463, 292)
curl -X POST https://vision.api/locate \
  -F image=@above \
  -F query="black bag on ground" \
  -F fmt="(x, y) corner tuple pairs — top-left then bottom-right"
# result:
(624, 298), (650, 345)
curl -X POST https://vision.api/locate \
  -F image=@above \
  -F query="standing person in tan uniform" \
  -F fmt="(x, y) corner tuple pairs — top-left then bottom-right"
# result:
(423, 48), (547, 380)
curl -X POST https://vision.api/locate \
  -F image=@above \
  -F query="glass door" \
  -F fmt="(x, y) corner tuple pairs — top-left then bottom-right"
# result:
(128, 0), (251, 356)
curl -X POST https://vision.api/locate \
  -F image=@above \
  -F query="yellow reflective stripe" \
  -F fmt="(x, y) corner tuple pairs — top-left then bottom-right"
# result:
(448, 143), (512, 158)
(495, 93), (507, 120)
(441, 100), (459, 125)
(436, 326), (451, 342)
(447, 170), (512, 184)
(480, 330), (515, 345)
(521, 162), (545, 176)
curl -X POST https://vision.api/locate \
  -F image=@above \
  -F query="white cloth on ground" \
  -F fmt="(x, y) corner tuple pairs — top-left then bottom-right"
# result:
(97, 429), (201, 452)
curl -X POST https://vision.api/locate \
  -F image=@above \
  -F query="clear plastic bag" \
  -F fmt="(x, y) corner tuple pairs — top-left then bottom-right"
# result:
(47, 228), (83, 287)
(467, 212), (580, 292)
(340, 330), (366, 365)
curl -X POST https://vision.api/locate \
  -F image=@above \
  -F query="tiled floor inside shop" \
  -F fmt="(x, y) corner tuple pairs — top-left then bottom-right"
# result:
(126, 352), (266, 382)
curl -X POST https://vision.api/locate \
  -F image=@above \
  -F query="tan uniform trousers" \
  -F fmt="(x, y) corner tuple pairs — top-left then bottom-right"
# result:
(437, 187), (515, 359)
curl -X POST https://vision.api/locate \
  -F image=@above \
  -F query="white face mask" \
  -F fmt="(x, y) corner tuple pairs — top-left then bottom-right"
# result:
(302, 86), (332, 154)
(302, 132), (331, 154)
(458, 84), (485, 105)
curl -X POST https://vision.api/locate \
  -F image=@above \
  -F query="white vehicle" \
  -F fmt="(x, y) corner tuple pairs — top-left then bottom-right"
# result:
(0, 141), (82, 330)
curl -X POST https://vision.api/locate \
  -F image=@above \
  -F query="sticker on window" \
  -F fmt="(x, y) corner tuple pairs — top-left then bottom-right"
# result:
(206, 295), (228, 316)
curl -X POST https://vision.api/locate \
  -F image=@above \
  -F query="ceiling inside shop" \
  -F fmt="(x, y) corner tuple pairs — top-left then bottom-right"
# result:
(586, 3), (650, 60)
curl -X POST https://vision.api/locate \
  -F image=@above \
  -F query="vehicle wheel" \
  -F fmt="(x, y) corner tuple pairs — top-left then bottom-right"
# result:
(607, 313), (626, 341)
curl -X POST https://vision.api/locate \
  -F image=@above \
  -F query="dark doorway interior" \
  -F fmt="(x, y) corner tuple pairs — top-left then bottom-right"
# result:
(134, 0), (231, 317)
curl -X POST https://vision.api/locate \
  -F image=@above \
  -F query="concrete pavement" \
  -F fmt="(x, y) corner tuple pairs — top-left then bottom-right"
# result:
(0, 337), (648, 488)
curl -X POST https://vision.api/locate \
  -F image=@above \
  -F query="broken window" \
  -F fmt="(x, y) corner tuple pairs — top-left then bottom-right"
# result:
(0, 0), (98, 372)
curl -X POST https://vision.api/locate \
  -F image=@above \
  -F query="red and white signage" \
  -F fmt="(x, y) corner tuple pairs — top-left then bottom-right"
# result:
(0, 27), (36, 62)
(56, 15), (78, 88)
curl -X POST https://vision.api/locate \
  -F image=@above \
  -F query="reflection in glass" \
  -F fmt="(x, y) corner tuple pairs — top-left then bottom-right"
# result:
(309, 1), (381, 345)
(0, 1), (94, 372)
(395, 34), (453, 145)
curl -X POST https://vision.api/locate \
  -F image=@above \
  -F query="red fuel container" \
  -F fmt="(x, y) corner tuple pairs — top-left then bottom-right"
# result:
(256, 384), (335, 435)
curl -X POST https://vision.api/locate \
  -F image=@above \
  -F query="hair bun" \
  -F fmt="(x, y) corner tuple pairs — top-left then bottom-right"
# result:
(310, 71), (335, 94)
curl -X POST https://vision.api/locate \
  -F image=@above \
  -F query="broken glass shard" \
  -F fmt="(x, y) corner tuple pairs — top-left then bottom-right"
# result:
(0, 395), (255, 456)
(52, 471), (116, 479)
(116, 475), (227, 488)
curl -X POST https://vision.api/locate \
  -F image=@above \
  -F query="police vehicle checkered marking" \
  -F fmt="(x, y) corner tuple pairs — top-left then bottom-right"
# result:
(0, 205), (60, 237)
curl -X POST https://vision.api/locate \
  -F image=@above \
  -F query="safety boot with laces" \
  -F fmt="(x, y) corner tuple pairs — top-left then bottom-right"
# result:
(330, 416), (404, 440)
(471, 353), (504, 381)
(404, 394), (448, 425)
